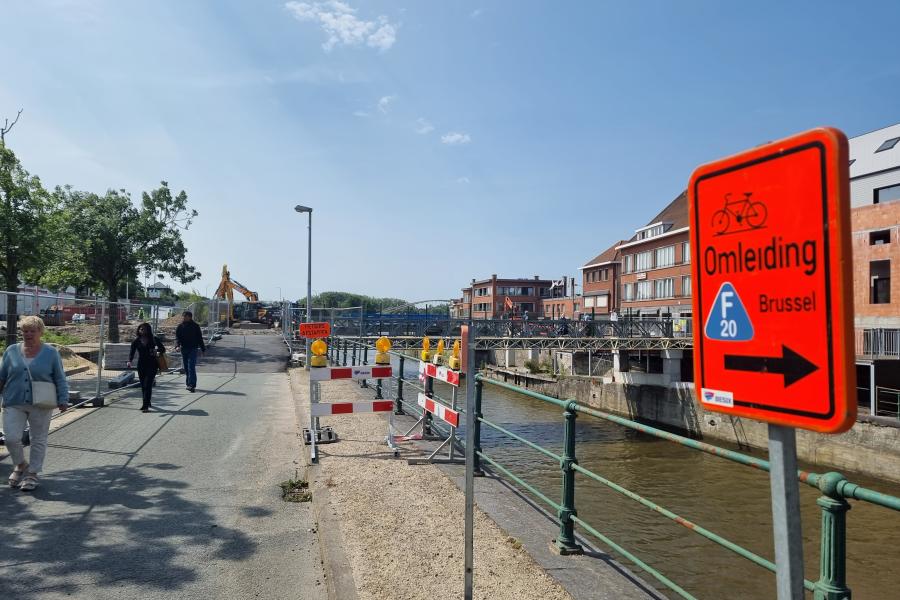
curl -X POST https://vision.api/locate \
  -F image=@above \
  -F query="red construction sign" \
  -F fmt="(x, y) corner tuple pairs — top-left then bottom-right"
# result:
(299, 322), (330, 338)
(688, 127), (855, 433)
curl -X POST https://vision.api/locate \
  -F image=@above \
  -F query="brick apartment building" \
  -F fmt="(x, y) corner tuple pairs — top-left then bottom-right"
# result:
(849, 123), (900, 414)
(580, 241), (622, 316)
(457, 275), (553, 319)
(617, 192), (693, 319)
(542, 276), (581, 319)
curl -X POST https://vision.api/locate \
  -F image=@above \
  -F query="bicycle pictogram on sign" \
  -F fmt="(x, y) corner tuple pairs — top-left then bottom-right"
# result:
(711, 192), (768, 236)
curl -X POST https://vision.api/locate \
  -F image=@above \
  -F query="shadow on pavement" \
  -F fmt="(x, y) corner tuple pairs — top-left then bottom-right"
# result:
(0, 463), (258, 598)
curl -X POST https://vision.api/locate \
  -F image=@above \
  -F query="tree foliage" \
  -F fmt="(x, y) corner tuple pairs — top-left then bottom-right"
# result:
(47, 182), (199, 341)
(0, 143), (51, 344)
(299, 291), (448, 315)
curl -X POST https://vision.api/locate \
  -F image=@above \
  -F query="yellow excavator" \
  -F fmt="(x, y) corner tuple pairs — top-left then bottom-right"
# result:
(214, 264), (269, 323)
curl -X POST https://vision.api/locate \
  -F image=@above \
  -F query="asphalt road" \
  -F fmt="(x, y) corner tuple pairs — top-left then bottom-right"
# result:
(0, 334), (326, 600)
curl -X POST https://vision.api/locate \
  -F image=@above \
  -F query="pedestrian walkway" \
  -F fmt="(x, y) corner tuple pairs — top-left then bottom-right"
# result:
(0, 335), (325, 600)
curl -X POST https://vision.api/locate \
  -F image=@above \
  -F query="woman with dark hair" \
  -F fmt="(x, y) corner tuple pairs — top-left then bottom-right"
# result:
(126, 322), (166, 412)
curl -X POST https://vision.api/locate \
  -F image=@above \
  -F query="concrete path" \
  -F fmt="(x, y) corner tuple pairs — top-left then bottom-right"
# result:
(0, 334), (325, 600)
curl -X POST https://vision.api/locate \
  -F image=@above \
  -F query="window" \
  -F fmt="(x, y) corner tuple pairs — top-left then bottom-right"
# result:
(584, 296), (595, 308)
(474, 303), (490, 312)
(637, 224), (666, 240)
(540, 287), (551, 297)
(682, 275), (692, 297)
(475, 287), (489, 297)
(635, 251), (652, 272)
(519, 303), (534, 312)
(463, 292), (471, 302)
(682, 241), (690, 264)
(624, 255), (633, 274)
(875, 137), (900, 153)
(655, 278), (674, 299)
(623, 283), (634, 302)
(875, 184), (900, 205)
(655, 246), (675, 268)
(596, 295), (609, 308)
(602, 269), (609, 281)
(637, 281), (652, 300)
(870, 230), (891, 245)
(871, 260), (891, 304)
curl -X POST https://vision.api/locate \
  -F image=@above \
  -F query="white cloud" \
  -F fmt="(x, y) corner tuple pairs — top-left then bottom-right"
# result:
(353, 110), (370, 118)
(441, 132), (471, 145)
(285, 1), (398, 52)
(415, 118), (434, 135)
(378, 95), (396, 114)
(457, 176), (471, 184)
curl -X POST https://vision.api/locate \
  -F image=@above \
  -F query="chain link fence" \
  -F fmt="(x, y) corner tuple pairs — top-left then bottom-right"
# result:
(0, 290), (224, 410)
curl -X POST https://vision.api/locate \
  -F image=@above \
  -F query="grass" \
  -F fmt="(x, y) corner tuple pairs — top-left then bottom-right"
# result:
(280, 478), (312, 503)
(0, 330), (83, 355)
(43, 331), (83, 346)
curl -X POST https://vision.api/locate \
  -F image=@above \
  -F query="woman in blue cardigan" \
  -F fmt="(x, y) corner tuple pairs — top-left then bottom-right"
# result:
(0, 315), (69, 491)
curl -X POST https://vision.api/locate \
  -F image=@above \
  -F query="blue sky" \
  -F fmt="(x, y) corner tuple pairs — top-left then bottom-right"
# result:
(2, 1), (898, 302)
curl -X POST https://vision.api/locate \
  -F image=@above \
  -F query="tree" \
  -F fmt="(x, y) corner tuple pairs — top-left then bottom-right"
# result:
(48, 182), (199, 342)
(0, 140), (51, 345)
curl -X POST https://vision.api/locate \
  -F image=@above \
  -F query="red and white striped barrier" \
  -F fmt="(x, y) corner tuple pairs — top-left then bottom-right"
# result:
(310, 365), (393, 382)
(311, 400), (395, 416)
(417, 392), (460, 427)
(418, 362), (460, 386)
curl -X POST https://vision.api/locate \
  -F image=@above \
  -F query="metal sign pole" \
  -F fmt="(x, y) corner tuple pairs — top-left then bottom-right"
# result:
(768, 424), (805, 600)
(463, 324), (475, 599)
(309, 377), (318, 463)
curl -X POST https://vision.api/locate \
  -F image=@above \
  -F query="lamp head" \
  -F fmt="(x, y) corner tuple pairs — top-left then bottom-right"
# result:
(294, 205), (312, 213)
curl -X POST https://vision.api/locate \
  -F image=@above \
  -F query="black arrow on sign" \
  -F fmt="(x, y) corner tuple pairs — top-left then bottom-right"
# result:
(724, 345), (819, 387)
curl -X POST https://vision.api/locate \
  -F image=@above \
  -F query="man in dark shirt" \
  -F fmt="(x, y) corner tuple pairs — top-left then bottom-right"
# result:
(175, 311), (207, 392)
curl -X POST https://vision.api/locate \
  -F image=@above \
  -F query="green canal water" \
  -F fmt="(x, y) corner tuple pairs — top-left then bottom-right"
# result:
(423, 373), (900, 599)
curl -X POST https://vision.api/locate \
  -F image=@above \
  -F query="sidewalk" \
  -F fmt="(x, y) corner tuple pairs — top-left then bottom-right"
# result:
(292, 367), (656, 600)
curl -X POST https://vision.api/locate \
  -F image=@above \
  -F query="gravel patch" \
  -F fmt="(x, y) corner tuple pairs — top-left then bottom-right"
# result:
(291, 369), (573, 600)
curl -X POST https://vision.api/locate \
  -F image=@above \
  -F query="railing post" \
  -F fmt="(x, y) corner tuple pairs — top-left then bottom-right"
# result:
(375, 377), (383, 399)
(555, 401), (583, 555)
(424, 373), (434, 437)
(814, 472), (852, 600)
(361, 345), (369, 388)
(352, 342), (358, 366)
(473, 378), (484, 477)
(342, 339), (348, 366)
(395, 356), (406, 415)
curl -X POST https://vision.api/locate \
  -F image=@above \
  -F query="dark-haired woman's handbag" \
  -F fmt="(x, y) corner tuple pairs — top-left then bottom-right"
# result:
(157, 352), (169, 372)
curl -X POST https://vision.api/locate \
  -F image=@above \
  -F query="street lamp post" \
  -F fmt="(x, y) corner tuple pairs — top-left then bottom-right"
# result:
(295, 205), (313, 371)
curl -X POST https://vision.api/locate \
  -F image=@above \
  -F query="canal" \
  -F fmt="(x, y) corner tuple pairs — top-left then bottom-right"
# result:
(419, 369), (900, 599)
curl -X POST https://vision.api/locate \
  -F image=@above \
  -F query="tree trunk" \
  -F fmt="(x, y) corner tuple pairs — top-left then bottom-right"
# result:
(107, 286), (120, 343)
(3, 268), (18, 347)
(5, 287), (17, 347)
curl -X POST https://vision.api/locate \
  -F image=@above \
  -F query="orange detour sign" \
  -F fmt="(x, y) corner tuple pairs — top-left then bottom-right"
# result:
(688, 127), (855, 433)
(298, 322), (331, 338)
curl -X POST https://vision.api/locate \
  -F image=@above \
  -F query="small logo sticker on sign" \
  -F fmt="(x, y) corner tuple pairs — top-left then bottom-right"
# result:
(701, 388), (734, 408)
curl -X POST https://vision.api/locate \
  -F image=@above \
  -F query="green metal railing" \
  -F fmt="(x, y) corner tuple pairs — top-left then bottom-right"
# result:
(334, 338), (900, 599)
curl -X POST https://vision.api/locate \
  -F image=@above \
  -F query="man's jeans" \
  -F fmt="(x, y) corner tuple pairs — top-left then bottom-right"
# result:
(182, 348), (199, 389)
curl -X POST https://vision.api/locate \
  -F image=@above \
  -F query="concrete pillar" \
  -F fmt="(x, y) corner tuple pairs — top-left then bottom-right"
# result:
(662, 349), (683, 384)
(505, 348), (514, 368)
(612, 349), (630, 381)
